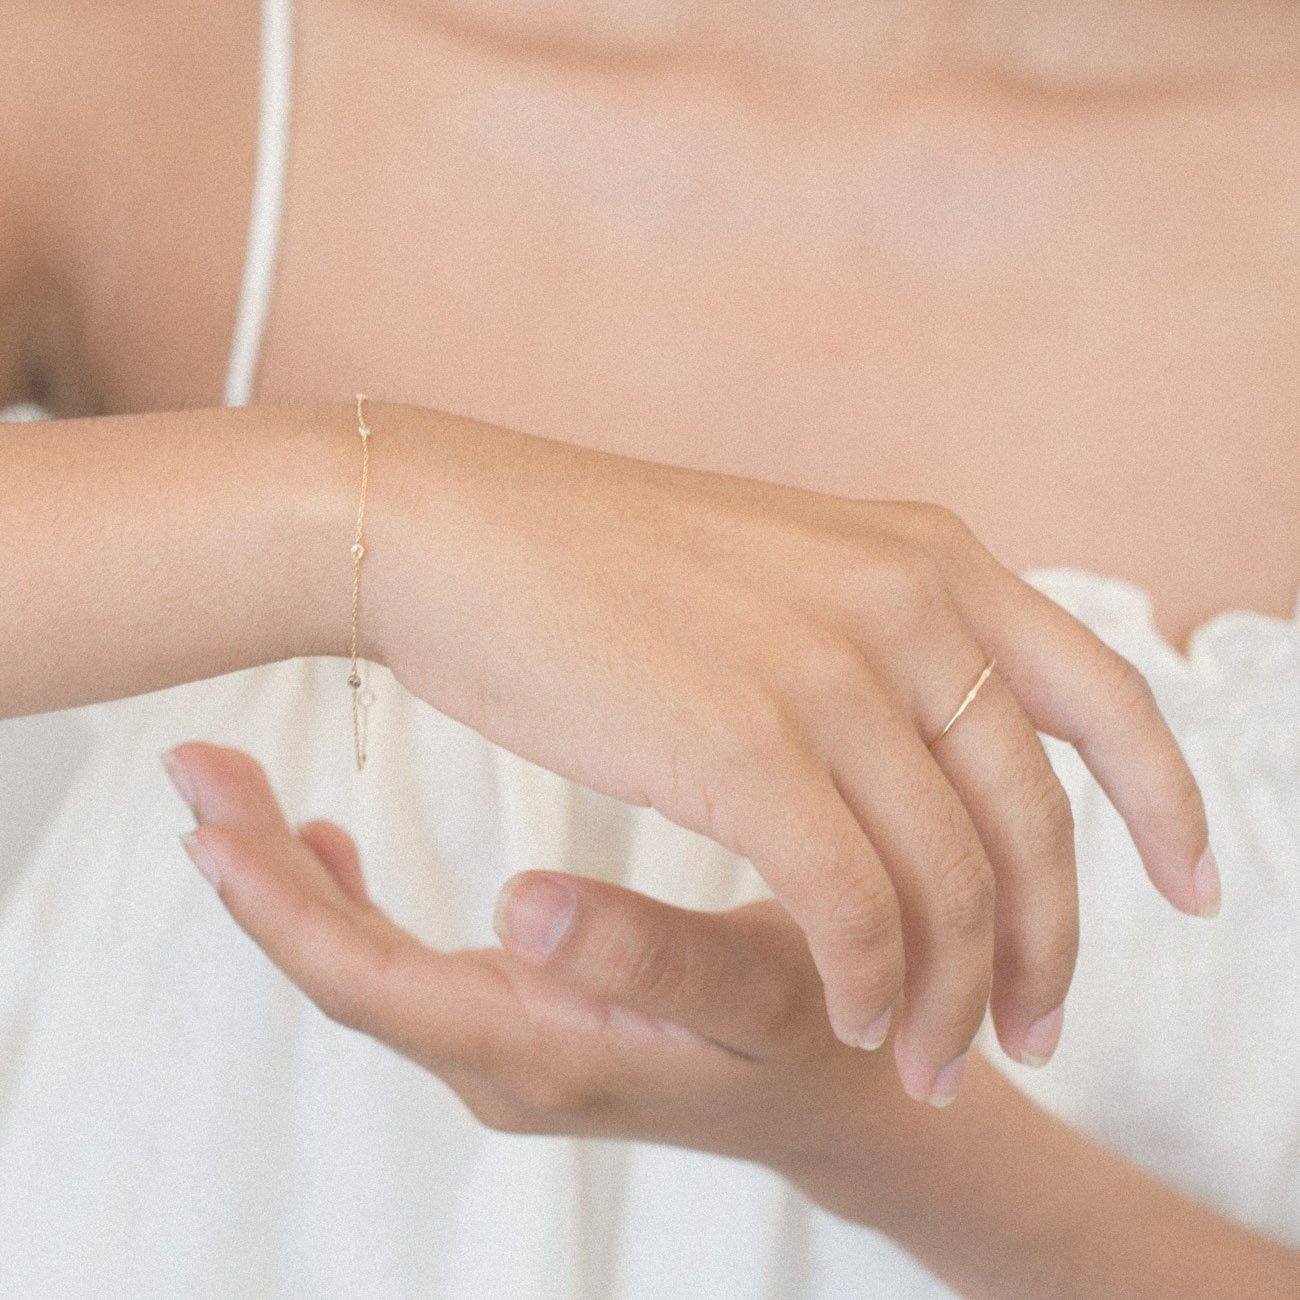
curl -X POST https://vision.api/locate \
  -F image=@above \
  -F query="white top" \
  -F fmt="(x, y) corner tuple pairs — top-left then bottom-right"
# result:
(0, 2), (1298, 1295)
(223, 0), (294, 408)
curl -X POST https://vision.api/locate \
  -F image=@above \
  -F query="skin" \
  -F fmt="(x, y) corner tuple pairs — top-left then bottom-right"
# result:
(13, 0), (1297, 649)
(0, 0), (1296, 1286)
(166, 738), (1300, 1297)
(0, 397), (1213, 1102)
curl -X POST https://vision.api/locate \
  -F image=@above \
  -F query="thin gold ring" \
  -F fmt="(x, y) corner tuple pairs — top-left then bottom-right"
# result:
(927, 658), (996, 750)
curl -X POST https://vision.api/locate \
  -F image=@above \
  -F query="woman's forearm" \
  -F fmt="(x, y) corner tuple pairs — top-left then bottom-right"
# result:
(0, 400), (407, 720)
(781, 1050), (1300, 1298)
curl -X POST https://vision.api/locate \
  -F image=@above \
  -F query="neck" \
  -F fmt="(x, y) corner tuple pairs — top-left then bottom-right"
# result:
(420, 0), (1300, 110)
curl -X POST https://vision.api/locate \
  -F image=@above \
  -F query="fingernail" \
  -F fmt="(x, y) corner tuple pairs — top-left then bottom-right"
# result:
(928, 1052), (968, 1108)
(1021, 1002), (1065, 1068)
(161, 747), (197, 814)
(1194, 847), (1221, 918)
(857, 1007), (893, 1050)
(180, 830), (220, 888)
(493, 874), (577, 961)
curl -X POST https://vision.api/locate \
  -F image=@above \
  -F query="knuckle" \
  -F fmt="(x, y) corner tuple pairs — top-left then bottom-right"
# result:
(798, 628), (872, 694)
(934, 983), (993, 1051)
(709, 689), (799, 774)
(933, 971), (997, 1048)
(592, 921), (684, 1006)
(1021, 773), (1076, 857)
(1036, 913), (1081, 989)
(736, 692), (801, 763)
(863, 540), (948, 632)
(903, 500), (972, 552)
(1104, 649), (1158, 715)
(821, 868), (902, 957)
(1001, 919), (1079, 1008)
(996, 877), (1080, 994)
(934, 849), (997, 939)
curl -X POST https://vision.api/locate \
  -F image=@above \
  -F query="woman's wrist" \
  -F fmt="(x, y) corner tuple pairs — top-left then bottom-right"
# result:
(773, 1049), (1300, 1298)
(1, 399), (382, 719)
(214, 395), (467, 677)
(325, 397), (495, 682)
(773, 1050), (1141, 1293)
(158, 397), (382, 678)
(337, 396), (588, 724)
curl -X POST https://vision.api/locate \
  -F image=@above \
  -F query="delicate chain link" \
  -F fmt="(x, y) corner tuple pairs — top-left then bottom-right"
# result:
(347, 394), (375, 770)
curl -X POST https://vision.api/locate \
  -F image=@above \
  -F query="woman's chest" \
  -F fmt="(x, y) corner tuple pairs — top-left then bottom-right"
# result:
(116, 9), (1300, 648)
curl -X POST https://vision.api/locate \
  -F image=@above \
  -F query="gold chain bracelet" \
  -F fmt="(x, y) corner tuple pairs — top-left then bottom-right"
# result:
(347, 393), (376, 770)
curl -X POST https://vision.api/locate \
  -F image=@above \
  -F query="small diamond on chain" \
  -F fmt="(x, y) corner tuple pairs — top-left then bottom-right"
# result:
(351, 541), (365, 560)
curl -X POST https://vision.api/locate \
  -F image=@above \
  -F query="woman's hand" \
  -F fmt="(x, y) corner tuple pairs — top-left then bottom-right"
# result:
(165, 742), (947, 1166)
(354, 403), (1216, 1104)
(0, 395), (1209, 1104)
(165, 745), (1299, 1300)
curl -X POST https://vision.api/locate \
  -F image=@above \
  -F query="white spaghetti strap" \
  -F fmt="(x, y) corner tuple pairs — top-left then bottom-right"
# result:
(223, 0), (294, 408)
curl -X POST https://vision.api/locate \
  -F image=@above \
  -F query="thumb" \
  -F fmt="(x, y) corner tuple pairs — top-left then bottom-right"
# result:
(492, 871), (819, 1060)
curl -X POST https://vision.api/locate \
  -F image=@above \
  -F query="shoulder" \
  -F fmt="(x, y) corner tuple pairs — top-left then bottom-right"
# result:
(0, 1), (260, 415)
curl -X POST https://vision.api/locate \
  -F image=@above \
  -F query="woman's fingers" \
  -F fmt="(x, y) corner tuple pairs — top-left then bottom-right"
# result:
(855, 567), (1081, 1071)
(953, 560), (1216, 918)
(717, 748), (908, 1057)
(900, 646), (1078, 1070)
(813, 682), (999, 1106)
(181, 817), (404, 1033)
(493, 871), (819, 1060)
(870, 502), (1214, 919)
(164, 742), (510, 1073)
(295, 818), (370, 904)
